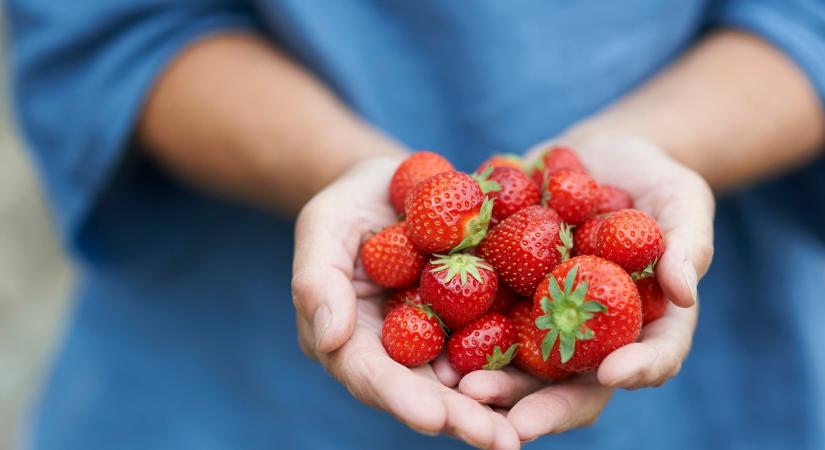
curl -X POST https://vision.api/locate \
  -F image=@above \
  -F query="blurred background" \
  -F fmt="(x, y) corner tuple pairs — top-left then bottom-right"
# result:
(0, 9), (73, 450)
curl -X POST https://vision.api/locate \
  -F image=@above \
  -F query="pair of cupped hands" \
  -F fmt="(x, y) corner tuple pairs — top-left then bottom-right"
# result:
(291, 132), (714, 449)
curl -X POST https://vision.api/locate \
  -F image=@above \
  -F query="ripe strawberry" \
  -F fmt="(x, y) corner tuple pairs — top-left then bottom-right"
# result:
(533, 256), (642, 373)
(419, 253), (497, 329)
(389, 151), (454, 214)
(508, 300), (571, 381)
(360, 222), (427, 288)
(475, 166), (540, 224)
(383, 286), (422, 317)
(382, 304), (446, 367)
(477, 205), (567, 297)
(405, 171), (492, 254)
(448, 312), (517, 375)
(476, 153), (525, 173)
(594, 184), (633, 214)
(541, 169), (599, 225)
(596, 209), (665, 273)
(572, 215), (605, 257)
(489, 283), (520, 313)
(531, 146), (586, 186)
(637, 275), (667, 325)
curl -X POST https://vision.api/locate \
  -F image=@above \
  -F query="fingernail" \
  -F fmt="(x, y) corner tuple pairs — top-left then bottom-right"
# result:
(313, 305), (332, 351)
(681, 261), (698, 305)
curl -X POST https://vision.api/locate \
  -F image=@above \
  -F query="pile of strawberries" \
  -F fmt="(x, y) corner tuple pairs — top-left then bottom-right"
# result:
(360, 148), (666, 379)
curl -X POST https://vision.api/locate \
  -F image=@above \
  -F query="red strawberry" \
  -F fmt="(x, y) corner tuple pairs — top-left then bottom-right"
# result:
(572, 215), (606, 257)
(533, 256), (642, 373)
(382, 304), (446, 367)
(360, 222), (427, 288)
(637, 275), (667, 325)
(541, 169), (599, 225)
(489, 283), (520, 313)
(405, 171), (492, 254)
(476, 153), (525, 173)
(594, 184), (633, 214)
(389, 151), (455, 214)
(419, 253), (498, 329)
(531, 146), (586, 185)
(477, 205), (567, 297)
(475, 166), (540, 224)
(383, 287), (422, 317)
(448, 312), (517, 375)
(508, 300), (571, 381)
(596, 209), (665, 273)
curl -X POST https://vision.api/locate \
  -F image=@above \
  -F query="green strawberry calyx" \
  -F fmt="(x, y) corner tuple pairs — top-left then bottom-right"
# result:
(483, 344), (519, 370)
(535, 265), (607, 364)
(451, 197), (494, 253)
(410, 302), (450, 335)
(472, 165), (503, 194)
(429, 253), (493, 285)
(631, 260), (657, 281)
(557, 222), (574, 262)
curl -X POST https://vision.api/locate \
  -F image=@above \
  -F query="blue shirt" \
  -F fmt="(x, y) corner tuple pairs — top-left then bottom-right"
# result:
(7, 0), (825, 449)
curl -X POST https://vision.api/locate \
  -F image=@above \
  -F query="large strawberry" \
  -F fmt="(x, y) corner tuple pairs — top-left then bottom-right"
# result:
(448, 312), (517, 375)
(419, 253), (497, 329)
(594, 184), (633, 214)
(531, 146), (586, 186)
(489, 283), (520, 313)
(389, 151), (455, 214)
(382, 304), (446, 367)
(541, 169), (599, 225)
(533, 256), (642, 373)
(405, 171), (492, 254)
(572, 215), (605, 257)
(477, 205), (567, 296)
(508, 300), (571, 381)
(383, 286), (422, 317)
(476, 153), (526, 174)
(637, 275), (667, 325)
(596, 209), (665, 273)
(360, 222), (427, 288)
(475, 166), (540, 224)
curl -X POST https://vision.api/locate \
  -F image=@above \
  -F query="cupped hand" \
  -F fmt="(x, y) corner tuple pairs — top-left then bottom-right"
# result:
(291, 156), (521, 450)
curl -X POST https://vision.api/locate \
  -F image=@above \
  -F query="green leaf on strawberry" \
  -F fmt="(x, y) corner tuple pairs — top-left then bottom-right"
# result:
(483, 344), (519, 370)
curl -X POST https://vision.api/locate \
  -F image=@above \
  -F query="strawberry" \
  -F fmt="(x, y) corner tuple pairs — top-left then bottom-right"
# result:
(360, 222), (427, 288)
(383, 287), (422, 317)
(448, 312), (517, 375)
(489, 283), (520, 313)
(477, 205), (568, 297)
(531, 146), (586, 186)
(594, 184), (633, 214)
(382, 304), (446, 367)
(596, 209), (665, 273)
(508, 300), (571, 381)
(389, 151), (454, 214)
(476, 153), (525, 173)
(405, 171), (492, 254)
(419, 253), (498, 329)
(533, 256), (642, 373)
(637, 275), (667, 325)
(475, 166), (540, 224)
(572, 215), (605, 257)
(540, 169), (599, 225)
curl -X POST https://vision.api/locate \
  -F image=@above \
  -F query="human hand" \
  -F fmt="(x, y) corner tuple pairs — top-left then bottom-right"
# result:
(291, 156), (522, 449)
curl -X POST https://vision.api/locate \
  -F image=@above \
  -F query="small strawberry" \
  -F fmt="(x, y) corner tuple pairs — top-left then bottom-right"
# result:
(533, 256), (642, 373)
(572, 215), (606, 257)
(382, 304), (446, 367)
(508, 300), (571, 381)
(419, 253), (498, 329)
(476, 153), (526, 173)
(489, 283), (520, 313)
(531, 146), (586, 186)
(596, 209), (665, 274)
(541, 169), (599, 225)
(405, 171), (492, 254)
(360, 222), (427, 288)
(594, 184), (633, 214)
(477, 205), (568, 297)
(389, 151), (455, 214)
(475, 166), (540, 224)
(637, 275), (667, 325)
(448, 312), (517, 375)
(383, 287), (422, 317)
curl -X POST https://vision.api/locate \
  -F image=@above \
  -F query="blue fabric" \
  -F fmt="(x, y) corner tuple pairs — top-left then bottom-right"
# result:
(6, 0), (825, 449)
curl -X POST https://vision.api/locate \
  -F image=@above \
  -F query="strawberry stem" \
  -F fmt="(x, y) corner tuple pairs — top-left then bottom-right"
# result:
(483, 344), (519, 370)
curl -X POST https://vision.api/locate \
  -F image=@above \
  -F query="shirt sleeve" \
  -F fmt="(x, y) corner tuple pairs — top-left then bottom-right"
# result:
(710, 0), (825, 105)
(6, 0), (261, 241)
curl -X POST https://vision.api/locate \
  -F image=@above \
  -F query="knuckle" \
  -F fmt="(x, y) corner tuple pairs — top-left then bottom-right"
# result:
(291, 270), (320, 312)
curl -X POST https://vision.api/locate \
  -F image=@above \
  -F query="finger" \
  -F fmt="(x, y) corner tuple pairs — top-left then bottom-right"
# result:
(507, 374), (613, 441)
(489, 408), (522, 450)
(296, 314), (318, 360)
(597, 301), (697, 388)
(432, 353), (461, 388)
(439, 388), (498, 448)
(458, 367), (545, 407)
